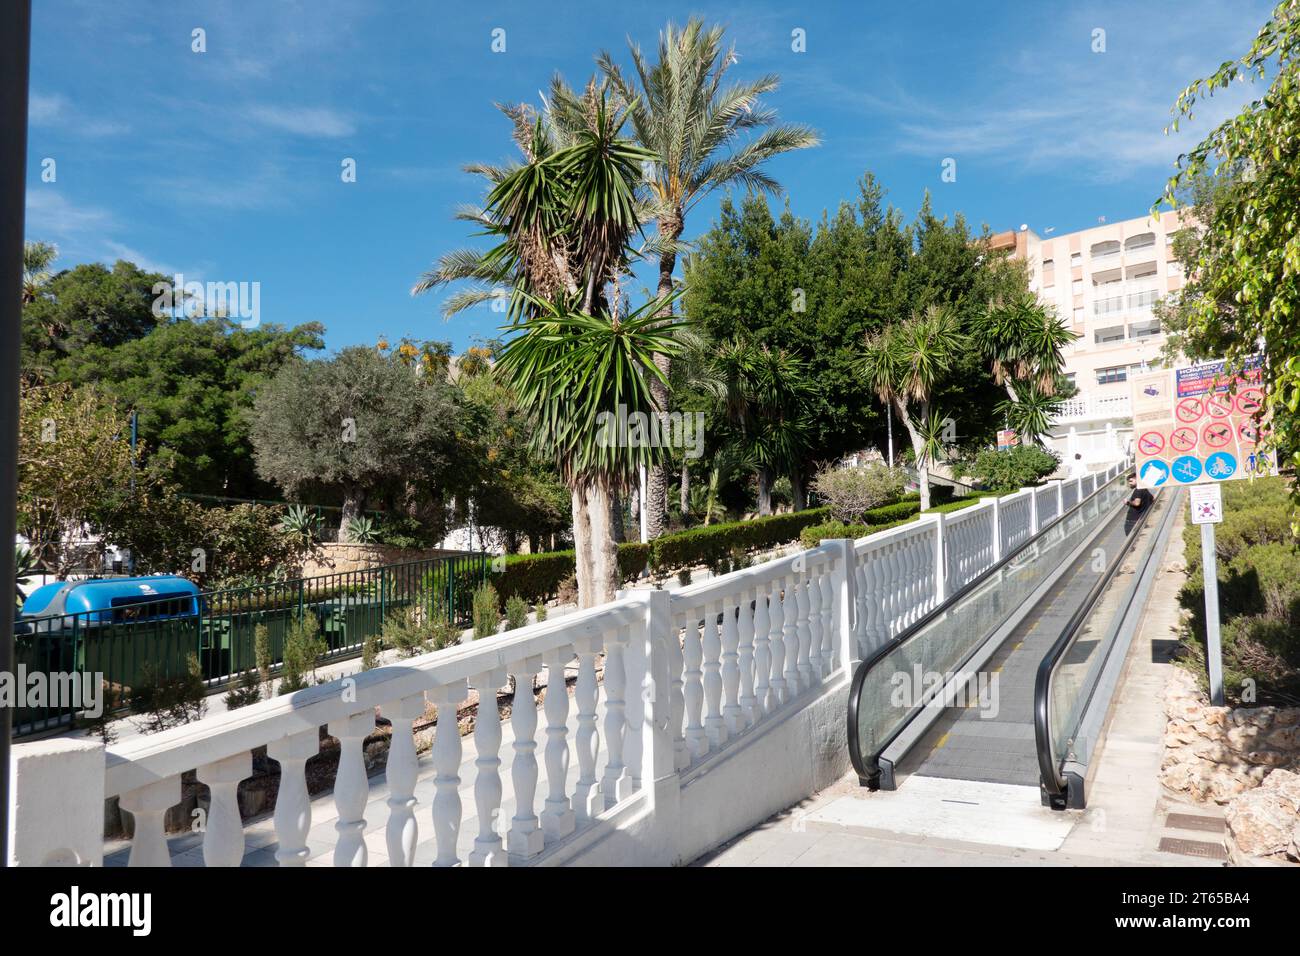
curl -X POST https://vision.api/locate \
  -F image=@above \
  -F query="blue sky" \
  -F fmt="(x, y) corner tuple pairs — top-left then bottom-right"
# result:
(25, 0), (1271, 354)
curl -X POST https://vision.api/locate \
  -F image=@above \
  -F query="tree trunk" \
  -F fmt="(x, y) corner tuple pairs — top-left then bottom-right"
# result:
(791, 467), (807, 511)
(645, 214), (683, 541)
(611, 488), (626, 543)
(339, 487), (365, 540)
(571, 482), (620, 609)
(893, 398), (930, 511)
(756, 467), (773, 516)
(680, 461), (689, 517)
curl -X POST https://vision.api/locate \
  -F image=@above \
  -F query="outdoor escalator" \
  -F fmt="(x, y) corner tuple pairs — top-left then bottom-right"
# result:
(847, 470), (1180, 809)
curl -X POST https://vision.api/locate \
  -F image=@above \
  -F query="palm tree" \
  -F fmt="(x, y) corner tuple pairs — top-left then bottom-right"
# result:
(995, 383), (1064, 447)
(598, 18), (820, 537)
(418, 80), (685, 605)
(860, 305), (966, 511)
(22, 240), (57, 305)
(704, 337), (814, 515)
(495, 294), (687, 605)
(971, 291), (1076, 400)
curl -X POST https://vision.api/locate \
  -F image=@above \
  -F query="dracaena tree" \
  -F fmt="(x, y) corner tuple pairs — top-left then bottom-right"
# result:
(416, 80), (687, 605)
(597, 18), (820, 539)
(971, 290), (1076, 401)
(860, 304), (966, 511)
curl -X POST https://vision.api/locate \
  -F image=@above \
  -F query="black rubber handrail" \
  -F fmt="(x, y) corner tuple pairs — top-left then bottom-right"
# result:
(847, 471), (1127, 786)
(1033, 489), (1165, 807)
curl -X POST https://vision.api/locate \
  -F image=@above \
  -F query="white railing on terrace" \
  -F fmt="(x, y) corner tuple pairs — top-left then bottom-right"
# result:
(8, 463), (1130, 868)
(1054, 394), (1132, 423)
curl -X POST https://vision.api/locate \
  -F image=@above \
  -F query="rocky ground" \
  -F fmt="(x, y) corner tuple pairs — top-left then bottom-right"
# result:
(1160, 667), (1300, 865)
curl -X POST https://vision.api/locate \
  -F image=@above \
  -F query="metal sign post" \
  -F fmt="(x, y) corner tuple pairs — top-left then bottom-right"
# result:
(1190, 484), (1225, 705)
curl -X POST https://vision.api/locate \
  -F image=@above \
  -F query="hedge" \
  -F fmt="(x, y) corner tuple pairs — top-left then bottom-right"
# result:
(797, 494), (989, 549)
(647, 507), (831, 575)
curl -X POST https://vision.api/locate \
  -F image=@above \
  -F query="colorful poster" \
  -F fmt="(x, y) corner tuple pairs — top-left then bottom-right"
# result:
(1132, 355), (1276, 488)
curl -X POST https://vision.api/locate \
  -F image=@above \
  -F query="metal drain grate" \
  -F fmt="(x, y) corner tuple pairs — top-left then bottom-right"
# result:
(1158, 837), (1227, 860)
(1165, 813), (1226, 833)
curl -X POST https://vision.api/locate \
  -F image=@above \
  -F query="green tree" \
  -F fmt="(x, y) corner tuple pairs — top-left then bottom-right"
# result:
(249, 345), (461, 538)
(860, 305), (966, 511)
(1158, 2), (1300, 485)
(21, 260), (166, 377)
(52, 316), (324, 497)
(598, 18), (819, 538)
(22, 240), (57, 306)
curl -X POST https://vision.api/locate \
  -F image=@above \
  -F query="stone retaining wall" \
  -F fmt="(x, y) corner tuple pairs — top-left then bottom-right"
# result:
(1160, 668), (1300, 864)
(300, 543), (465, 578)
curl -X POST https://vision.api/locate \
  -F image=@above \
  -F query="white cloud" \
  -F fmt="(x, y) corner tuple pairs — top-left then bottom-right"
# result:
(246, 104), (354, 138)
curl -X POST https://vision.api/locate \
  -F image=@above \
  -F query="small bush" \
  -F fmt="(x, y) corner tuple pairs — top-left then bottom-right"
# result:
(534, 601), (548, 623)
(224, 668), (263, 710)
(278, 618), (327, 694)
(473, 583), (500, 639)
(130, 653), (207, 733)
(812, 464), (906, 522)
(361, 632), (382, 670)
(504, 594), (529, 631)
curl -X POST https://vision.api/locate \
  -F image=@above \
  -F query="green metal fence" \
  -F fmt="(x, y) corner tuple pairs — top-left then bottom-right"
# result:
(13, 552), (489, 737)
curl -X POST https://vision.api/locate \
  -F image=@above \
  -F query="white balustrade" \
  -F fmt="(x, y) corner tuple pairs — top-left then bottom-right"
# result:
(328, 711), (374, 867)
(468, 668), (507, 866)
(508, 655), (545, 860)
(381, 695), (423, 867)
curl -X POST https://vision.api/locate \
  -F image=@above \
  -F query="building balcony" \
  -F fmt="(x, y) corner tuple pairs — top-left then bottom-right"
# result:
(1053, 393), (1132, 424)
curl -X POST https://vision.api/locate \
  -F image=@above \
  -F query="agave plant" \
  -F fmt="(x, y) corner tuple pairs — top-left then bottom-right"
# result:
(280, 504), (320, 543)
(14, 543), (38, 609)
(344, 515), (378, 544)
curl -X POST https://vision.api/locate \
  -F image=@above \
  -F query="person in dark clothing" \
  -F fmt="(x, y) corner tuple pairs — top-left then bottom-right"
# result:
(1124, 473), (1154, 534)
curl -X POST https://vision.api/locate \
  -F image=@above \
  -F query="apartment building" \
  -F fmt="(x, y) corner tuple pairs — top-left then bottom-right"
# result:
(990, 210), (1191, 468)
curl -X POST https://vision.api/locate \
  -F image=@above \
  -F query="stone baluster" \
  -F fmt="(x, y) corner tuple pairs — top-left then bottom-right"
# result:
(702, 601), (724, 748)
(782, 577), (800, 701)
(119, 777), (180, 867)
(468, 668), (507, 867)
(196, 753), (251, 868)
(752, 588), (772, 717)
(598, 633), (633, 805)
(508, 655), (545, 859)
(571, 642), (602, 822)
(820, 561), (836, 675)
(768, 581), (788, 706)
(268, 730), (320, 867)
(667, 619), (688, 771)
(429, 681), (467, 867)
(720, 600), (742, 736)
(682, 612), (707, 758)
(380, 695), (424, 867)
(736, 591), (756, 728)
(796, 571), (813, 690)
(541, 647), (577, 841)
(328, 711), (374, 867)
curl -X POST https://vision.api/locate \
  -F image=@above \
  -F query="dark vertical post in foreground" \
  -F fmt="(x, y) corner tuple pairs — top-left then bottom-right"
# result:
(0, 0), (34, 868)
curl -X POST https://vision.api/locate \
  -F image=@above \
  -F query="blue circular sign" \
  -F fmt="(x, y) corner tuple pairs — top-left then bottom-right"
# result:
(1205, 451), (1237, 480)
(1139, 459), (1170, 487)
(1172, 455), (1203, 483)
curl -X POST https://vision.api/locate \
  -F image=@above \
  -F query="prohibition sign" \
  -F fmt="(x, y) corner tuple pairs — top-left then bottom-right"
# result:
(1236, 387), (1264, 416)
(1138, 431), (1165, 455)
(1206, 393), (1233, 419)
(1203, 420), (1233, 448)
(1171, 427), (1198, 452)
(1239, 421), (1259, 446)
(1175, 397), (1203, 423)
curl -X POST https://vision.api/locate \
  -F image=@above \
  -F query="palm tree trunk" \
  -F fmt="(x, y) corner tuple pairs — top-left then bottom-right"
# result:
(645, 214), (683, 540)
(893, 398), (931, 511)
(791, 467), (807, 511)
(756, 467), (773, 516)
(680, 461), (689, 516)
(571, 481), (620, 608)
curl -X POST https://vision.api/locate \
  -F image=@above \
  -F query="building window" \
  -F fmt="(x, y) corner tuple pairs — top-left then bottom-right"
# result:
(1129, 318), (1162, 338)
(1072, 279), (1083, 294)
(1043, 258), (1053, 270)
(1094, 325), (1125, 344)
(1072, 307), (1084, 324)
(1096, 365), (1128, 385)
(1071, 252), (1082, 267)
(1090, 240), (1120, 261)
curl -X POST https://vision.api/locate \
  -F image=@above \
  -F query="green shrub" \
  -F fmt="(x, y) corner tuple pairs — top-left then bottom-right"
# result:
(472, 583), (500, 639)
(960, 445), (1060, 493)
(648, 507), (831, 575)
(504, 594), (529, 631)
(278, 618), (327, 694)
(533, 601), (547, 623)
(130, 653), (207, 733)
(361, 632), (382, 670)
(224, 668), (263, 709)
(811, 464), (906, 522)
